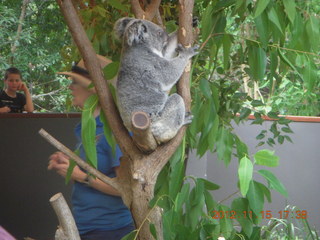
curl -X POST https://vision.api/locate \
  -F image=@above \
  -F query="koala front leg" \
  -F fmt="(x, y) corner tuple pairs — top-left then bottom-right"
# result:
(160, 44), (199, 90)
(151, 93), (191, 144)
(162, 31), (178, 59)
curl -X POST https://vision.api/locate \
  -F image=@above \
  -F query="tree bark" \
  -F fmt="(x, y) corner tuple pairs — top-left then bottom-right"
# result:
(10, 0), (30, 64)
(131, 111), (158, 152)
(50, 193), (80, 240)
(131, 0), (161, 20)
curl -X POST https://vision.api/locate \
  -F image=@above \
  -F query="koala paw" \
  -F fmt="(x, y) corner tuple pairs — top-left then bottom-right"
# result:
(177, 44), (199, 58)
(190, 44), (200, 56)
(183, 112), (193, 125)
(175, 43), (185, 53)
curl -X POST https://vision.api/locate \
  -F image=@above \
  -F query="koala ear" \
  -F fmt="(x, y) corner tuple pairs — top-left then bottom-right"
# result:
(114, 17), (135, 40)
(125, 21), (148, 46)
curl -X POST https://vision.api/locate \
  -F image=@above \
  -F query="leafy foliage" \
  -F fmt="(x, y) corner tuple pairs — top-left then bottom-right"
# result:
(0, 0), (72, 112)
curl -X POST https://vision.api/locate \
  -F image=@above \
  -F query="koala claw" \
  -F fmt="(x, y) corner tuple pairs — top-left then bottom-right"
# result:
(183, 112), (193, 125)
(193, 44), (200, 51)
(191, 44), (200, 55)
(176, 43), (184, 53)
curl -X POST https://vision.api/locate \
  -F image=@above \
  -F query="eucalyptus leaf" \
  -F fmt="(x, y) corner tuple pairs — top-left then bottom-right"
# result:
(218, 205), (234, 238)
(174, 183), (190, 212)
(121, 230), (138, 240)
(253, 0), (270, 18)
(254, 149), (279, 167)
(247, 180), (264, 216)
(283, 0), (296, 23)
(255, 181), (272, 203)
(231, 198), (253, 237)
(81, 94), (98, 168)
(267, 7), (283, 34)
(149, 223), (158, 240)
(100, 112), (117, 157)
(65, 158), (76, 184)
(198, 178), (220, 191)
(107, 0), (128, 11)
(103, 61), (119, 80)
(257, 169), (288, 197)
(238, 156), (253, 196)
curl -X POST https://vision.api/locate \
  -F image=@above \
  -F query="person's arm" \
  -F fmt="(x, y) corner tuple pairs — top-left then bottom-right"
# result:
(82, 169), (121, 196)
(19, 82), (34, 112)
(0, 106), (10, 113)
(48, 152), (121, 196)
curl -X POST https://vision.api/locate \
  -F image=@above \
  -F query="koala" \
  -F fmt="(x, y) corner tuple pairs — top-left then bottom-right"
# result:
(114, 17), (198, 145)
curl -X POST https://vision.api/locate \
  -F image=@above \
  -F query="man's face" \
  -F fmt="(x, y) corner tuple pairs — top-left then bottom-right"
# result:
(68, 78), (92, 108)
(5, 73), (22, 92)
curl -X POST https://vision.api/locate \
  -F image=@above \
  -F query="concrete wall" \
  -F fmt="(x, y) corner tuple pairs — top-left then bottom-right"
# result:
(1, 114), (319, 238)
(0, 114), (78, 239)
(186, 119), (320, 231)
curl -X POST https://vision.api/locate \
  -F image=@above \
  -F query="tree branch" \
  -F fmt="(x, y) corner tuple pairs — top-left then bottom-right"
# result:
(39, 128), (121, 191)
(50, 193), (80, 240)
(10, 0), (30, 64)
(177, 0), (195, 111)
(145, 0), (162, 20)
(131, 0), (161, 20)
(131, 0), (145, 19)
(56, 0), (138, 158)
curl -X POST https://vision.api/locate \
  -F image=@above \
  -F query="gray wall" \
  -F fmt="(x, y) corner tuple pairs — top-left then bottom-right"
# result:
(1, 114), (319, 238)
(0, 114), (79, 240)
(186, 119), (320, 231)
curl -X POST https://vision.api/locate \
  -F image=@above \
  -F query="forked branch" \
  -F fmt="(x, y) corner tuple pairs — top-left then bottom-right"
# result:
(131, 0), (161, 20)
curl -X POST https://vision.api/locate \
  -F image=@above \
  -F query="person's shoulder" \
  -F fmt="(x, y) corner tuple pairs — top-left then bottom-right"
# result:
(0, 90), (7, 98)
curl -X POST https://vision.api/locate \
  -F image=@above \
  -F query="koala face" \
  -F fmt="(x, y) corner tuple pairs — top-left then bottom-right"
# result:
(114, 17), (169, 54)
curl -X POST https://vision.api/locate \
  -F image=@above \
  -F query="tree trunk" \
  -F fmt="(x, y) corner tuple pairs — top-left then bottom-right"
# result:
(10, 0), (30, 64)
(131, 181), (162, 240)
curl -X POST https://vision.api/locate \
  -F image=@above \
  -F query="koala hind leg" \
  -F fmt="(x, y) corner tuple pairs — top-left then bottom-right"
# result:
(151, 93), (187, 144)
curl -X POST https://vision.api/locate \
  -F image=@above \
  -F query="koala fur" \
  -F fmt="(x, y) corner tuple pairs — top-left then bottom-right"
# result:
(114, 17), (198, 144)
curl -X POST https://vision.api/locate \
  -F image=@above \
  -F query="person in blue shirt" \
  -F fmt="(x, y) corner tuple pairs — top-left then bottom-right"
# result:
(48, 55), (134, 240)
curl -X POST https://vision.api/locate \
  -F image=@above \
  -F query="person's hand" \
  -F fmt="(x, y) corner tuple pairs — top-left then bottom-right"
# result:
(0, 106), (11, 113)
(17, 82), (29, 93)
(48, 152), (86, 182)
(48, 152), (70, 177)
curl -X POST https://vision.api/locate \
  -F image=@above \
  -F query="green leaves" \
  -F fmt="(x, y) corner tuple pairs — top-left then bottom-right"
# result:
(216, 127), (234, 166)
(238, 156), (253, 196)
(248, 45), (267, 81)
(283, 0), (296, 23)
(100, 112), (117, 157)
(258, 169), (288, 197)
(267, 6), (283, 34)
(81, 94), (98, 168)
(103, 61), (119, 80)
(106, 0), (129, 11)
(254, 149), (279, 167)
(231, 198), (253, 237)
(253, 0), (270, 18)
(247, 180), (264, 216)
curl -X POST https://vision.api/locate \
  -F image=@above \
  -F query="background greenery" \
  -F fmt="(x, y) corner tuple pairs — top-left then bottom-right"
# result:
(0, 0), (72, 112)
(1, 0), (319, 115)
